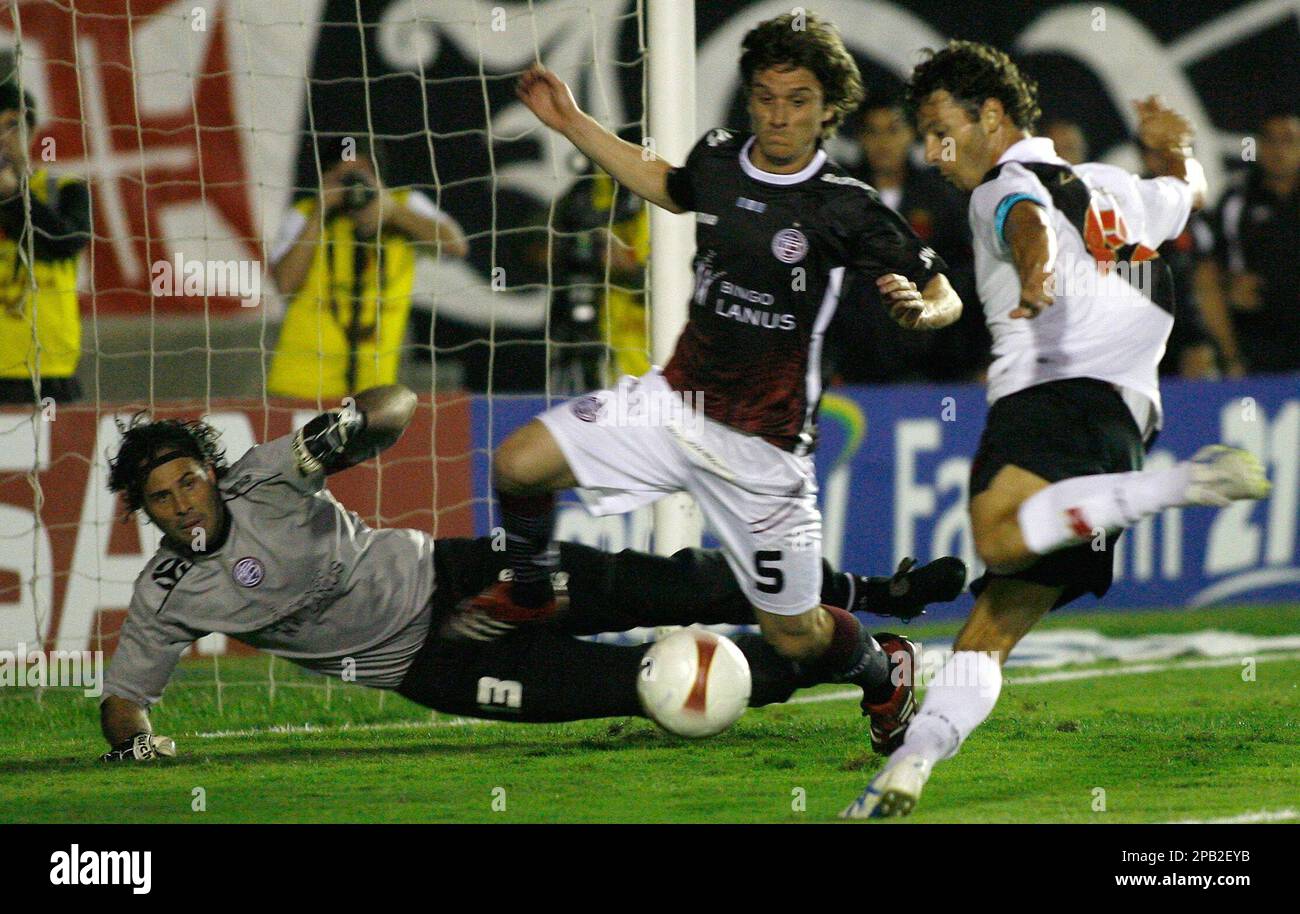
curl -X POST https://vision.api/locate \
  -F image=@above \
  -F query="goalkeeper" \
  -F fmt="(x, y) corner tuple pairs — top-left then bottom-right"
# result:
(98, 385), (964, 761)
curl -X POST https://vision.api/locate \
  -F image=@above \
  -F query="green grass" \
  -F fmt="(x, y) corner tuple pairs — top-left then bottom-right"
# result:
(1, 604), (1297, 823)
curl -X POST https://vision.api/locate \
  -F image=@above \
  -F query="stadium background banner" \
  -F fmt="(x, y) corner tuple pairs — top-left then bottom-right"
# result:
(472, 375), (1300, 621)
(1, 1), (1293, 373)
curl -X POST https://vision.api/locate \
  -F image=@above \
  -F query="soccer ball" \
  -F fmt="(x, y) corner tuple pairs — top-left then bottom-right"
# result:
(637, 629), (751, 738)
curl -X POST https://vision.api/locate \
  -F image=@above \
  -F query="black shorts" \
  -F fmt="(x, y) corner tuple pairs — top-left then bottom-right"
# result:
(969, 378), (1147, 609)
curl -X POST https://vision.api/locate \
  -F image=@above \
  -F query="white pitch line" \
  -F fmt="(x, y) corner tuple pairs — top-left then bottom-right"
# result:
(192, 716), (496, 740)
(189, 650), (1300, 738)
(786, 650), (1300, 706)
(1170, 808), (1298, 825)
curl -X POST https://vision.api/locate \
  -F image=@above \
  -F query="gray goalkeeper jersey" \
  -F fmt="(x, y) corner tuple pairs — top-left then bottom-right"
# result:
(103, 434), (436, 708)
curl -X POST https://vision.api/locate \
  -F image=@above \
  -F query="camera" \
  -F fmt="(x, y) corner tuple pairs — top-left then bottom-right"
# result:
(339, 172), (376, 213)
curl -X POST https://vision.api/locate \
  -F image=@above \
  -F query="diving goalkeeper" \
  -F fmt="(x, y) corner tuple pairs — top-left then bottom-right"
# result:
(98, 385), (964, 761)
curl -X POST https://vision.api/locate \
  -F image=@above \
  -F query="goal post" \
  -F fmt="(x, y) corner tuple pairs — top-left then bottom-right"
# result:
(647, 0), (702, 557)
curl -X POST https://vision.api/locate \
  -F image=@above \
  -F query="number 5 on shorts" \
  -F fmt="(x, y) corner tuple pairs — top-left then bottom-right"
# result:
(755, 550), (785, 594)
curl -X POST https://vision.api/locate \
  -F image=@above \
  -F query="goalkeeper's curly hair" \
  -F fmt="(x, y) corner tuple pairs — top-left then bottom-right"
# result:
(739, 11), (864, 140)
(107, 412), (229, 518)
(905, 40), (1041, 132)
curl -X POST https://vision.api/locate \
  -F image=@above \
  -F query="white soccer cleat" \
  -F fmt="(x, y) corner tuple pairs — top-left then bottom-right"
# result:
(1183, 445), (1271, 507)
(839, 754), (933, 820)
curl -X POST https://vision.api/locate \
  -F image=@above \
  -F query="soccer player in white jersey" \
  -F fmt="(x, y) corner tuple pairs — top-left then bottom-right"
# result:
(842, 41), (1271, 818)
(458, 12), (966, 757)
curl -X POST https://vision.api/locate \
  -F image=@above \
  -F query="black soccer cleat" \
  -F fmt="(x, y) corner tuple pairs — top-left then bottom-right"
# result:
(852, 555), (967, 622)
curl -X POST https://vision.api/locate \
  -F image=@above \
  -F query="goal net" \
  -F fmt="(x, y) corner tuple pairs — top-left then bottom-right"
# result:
(0, 0), (676, 725)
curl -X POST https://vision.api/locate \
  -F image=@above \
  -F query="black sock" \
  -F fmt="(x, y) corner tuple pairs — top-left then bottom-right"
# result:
(797, 606), (893, 701)
(819, 560), (853, 608)
(733, 634), (802, 706)
(499, 491), (557, 607)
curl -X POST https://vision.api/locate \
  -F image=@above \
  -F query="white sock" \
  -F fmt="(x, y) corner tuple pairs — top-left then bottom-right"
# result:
(1016, 464), (1192, 556)
(896, 651), (1002, 765)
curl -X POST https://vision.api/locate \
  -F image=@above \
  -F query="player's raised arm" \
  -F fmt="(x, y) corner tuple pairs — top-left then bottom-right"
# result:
(293, 383), (418, 477)
(1003, 198), (1058, 319)
(516, 64), (685, 213)
(1133, 95), (1207, 211)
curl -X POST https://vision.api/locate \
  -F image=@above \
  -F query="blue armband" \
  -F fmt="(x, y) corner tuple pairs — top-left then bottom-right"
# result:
(994, 193), (1043, 246)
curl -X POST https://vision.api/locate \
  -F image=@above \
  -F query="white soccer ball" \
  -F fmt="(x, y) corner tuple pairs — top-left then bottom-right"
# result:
(637, 629), (751, 738)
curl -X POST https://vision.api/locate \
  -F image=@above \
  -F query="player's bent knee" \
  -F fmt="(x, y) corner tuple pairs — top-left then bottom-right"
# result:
(493, 422), (568, 494)
(756, 606), (825, 661)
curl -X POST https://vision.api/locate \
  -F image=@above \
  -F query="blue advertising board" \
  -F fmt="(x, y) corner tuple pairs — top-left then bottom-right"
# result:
(472, 374), (1300, 620)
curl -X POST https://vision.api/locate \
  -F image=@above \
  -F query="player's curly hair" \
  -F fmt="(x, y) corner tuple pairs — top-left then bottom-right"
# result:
(107, 411), (229, 517)
(905, 40), (1041, 131)
(739, 12), (865, 140)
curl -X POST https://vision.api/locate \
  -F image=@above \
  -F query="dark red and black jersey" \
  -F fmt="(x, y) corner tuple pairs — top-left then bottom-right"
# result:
(662, 128), (946, 453)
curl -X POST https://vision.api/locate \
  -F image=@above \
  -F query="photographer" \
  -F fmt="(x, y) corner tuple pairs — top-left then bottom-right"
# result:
(268, 138), (467, 400)
(0, 78), (90, 405)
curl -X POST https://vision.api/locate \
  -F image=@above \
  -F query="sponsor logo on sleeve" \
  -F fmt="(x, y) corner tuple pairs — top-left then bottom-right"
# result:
(152, 557), (193, 592)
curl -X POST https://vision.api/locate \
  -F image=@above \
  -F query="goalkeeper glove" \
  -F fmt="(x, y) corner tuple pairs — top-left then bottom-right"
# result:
(99, 733), (177, 763)
(292, 405), (368, 475)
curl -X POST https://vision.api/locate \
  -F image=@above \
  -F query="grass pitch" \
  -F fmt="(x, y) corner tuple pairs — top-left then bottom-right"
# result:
(2, 604), (1297, 824)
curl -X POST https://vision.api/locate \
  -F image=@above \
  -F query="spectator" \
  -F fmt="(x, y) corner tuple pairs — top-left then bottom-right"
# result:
(1041, 118), (1089, 166)
(1198, 107), (1300, 375)
(827, 90), (983, 383)
(0, 78), (91, 405)
(550, 157), (648, 393)
(268, 137), (468, 400)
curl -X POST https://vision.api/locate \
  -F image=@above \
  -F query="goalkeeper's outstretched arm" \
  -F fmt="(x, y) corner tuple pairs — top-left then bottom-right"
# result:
(101, 694), (150, 746)
(516, 64), (685, 214)
(99, 695), (175, 762)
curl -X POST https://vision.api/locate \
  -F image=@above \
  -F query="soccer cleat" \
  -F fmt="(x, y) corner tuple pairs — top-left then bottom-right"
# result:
(442, 580), (567, 641)
(862, 633), (917, 756)
(840, 753), (933, 819)
(854, 555), (967, 622)
(1183, 445), (1271, 507)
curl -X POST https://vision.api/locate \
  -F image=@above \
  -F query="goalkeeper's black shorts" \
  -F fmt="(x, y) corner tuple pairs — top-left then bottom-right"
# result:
(968, 378), (1149, 610)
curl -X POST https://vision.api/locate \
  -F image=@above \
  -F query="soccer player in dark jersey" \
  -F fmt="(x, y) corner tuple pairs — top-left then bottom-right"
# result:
(452, 12), (964, 759)
(96, 384), (966, 762)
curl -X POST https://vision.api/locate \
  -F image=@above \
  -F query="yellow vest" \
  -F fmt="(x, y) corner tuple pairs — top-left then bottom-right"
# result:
(592, 173), (650, 380)
(0, 170), (83, 379)
(268, 191), (419, 400)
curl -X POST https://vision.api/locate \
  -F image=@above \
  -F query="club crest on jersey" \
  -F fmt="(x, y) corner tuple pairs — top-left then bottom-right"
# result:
(771, 228), (808, 264)
(233, 556), (266, 588)
(571, 395), (606, 423)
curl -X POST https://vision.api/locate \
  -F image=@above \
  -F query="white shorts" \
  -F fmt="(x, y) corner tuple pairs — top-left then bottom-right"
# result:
(537, 369), (822, 615)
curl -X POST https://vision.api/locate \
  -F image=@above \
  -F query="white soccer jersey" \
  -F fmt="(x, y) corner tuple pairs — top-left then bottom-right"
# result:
(970, 137), (1194, 435)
